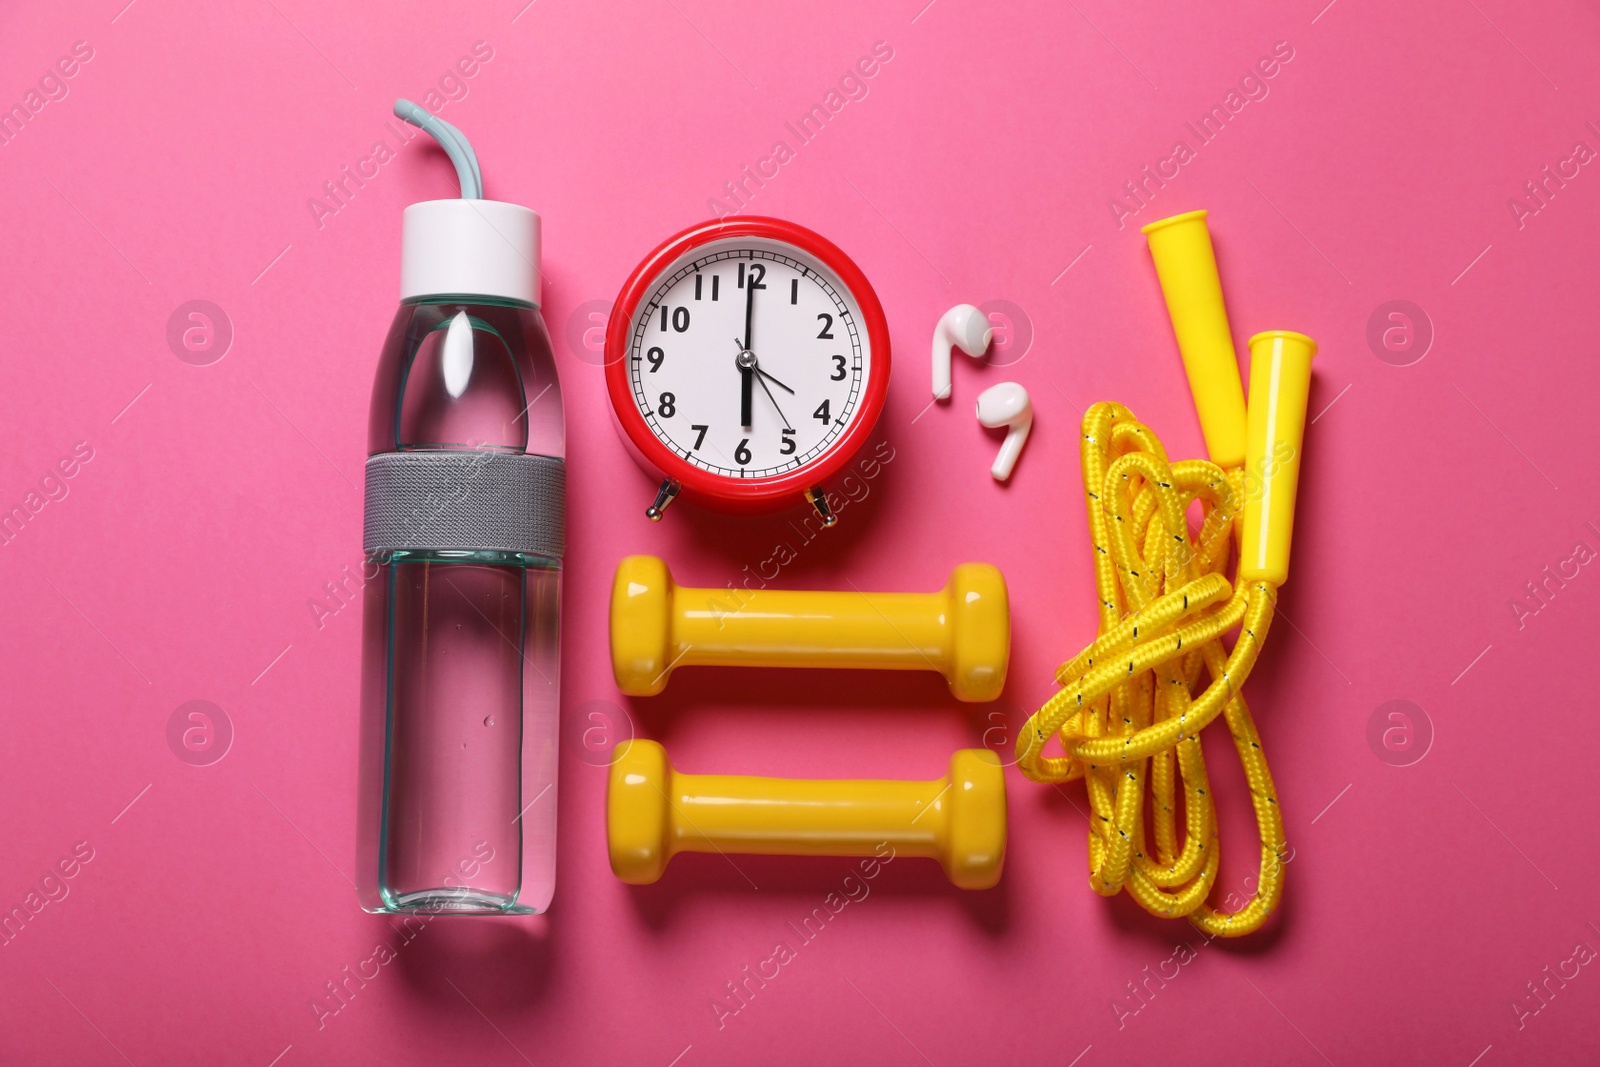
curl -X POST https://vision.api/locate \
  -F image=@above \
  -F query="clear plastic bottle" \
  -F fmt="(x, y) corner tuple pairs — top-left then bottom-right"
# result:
(356, 112), (563, 916)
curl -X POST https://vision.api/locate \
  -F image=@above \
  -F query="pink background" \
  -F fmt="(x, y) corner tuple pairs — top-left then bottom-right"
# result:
(3, 0), (1599, 1063)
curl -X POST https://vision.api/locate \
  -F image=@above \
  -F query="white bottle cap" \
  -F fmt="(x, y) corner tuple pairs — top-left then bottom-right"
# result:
(400, 198), (541, 306)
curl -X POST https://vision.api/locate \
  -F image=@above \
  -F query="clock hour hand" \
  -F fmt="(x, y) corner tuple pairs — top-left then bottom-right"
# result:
(733, 337), (754, 428)
(733, 338), (789, 430)
(741, 363), (753, 428)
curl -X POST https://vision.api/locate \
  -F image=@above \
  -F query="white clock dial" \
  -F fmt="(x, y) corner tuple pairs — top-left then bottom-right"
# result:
(625, 237), (869, 479)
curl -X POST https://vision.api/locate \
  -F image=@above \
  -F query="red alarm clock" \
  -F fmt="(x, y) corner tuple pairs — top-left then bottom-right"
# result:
(604, 217), (891, 525)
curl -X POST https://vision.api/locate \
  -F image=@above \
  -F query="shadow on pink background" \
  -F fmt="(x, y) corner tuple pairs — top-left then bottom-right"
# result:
(2, 0), (1598, 1064)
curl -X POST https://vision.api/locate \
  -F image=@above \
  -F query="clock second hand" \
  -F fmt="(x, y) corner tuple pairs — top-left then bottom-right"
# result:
(752, 369), (794, 431)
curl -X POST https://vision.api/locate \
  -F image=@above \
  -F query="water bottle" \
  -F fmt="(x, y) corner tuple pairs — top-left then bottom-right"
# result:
(356, 103), (564, 915)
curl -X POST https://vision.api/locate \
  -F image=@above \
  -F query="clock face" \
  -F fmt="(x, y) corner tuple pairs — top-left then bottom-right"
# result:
(624, 236), (870, 480)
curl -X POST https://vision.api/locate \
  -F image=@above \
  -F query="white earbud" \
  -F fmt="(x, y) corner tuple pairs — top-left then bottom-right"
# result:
(976, 382), (1032, 482)
(931, 304), (993, 400)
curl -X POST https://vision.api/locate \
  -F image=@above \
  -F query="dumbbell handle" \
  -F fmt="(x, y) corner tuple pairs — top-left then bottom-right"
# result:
(673, 767), (946, 855)
(681, 588), (951, 669)
(608, 741), (1007, 889)
(610, 556), (1009, 701)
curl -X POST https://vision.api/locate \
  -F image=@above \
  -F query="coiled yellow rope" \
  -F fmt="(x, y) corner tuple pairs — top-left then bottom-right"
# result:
(1016, 401), (1288, 937)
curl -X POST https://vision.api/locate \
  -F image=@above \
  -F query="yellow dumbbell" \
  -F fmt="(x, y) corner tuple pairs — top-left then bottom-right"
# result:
(607, 739), (1007, 889)
(609, 556), (1009, 702)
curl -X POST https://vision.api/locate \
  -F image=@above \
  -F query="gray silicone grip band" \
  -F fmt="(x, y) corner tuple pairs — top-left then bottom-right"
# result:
(363, 451), (565, 559)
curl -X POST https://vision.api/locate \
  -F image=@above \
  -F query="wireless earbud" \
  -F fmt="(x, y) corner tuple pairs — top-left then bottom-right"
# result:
(976, 382), (1032, 482)
(931, 304), (994, 400)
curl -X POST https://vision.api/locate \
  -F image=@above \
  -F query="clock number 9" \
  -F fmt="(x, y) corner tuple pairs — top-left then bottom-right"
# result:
(646, 346), (664, 372)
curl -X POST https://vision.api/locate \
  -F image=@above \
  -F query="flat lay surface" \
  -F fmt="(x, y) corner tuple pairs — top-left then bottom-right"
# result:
(3, 0), (1600, 1064)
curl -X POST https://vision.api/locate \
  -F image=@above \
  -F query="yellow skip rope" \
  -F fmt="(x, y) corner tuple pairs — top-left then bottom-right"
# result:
(1017, 210), (1317, 937)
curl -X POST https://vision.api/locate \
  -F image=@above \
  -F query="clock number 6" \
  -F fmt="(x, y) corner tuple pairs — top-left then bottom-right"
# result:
(734, 438), (752, 465)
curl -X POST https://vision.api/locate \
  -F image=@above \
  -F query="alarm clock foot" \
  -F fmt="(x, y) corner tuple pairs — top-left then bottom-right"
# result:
(805, 487), (838, 528)
(645, 479), (681, 521)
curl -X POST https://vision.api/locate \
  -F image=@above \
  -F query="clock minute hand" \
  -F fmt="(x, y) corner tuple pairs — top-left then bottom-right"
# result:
(742, 265), (755, 352)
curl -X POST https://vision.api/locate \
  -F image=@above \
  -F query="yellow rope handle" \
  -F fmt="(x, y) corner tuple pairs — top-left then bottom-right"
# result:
(1016, 402), (1288, 937)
